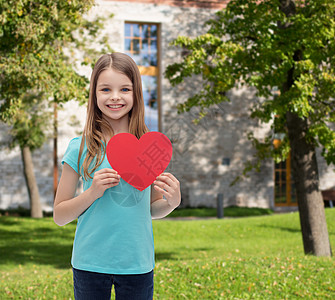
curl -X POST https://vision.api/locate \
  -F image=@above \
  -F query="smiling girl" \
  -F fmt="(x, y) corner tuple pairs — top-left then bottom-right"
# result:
(53, 53), (181, 300)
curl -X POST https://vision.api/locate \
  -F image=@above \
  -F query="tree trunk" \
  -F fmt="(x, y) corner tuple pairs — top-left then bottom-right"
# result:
(21, 146), (43, 218)
(286, 112), (332, 256)
(280, 0), (331, 257)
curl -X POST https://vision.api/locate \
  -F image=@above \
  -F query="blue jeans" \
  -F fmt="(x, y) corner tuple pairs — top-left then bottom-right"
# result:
(73, 268), (154, 300)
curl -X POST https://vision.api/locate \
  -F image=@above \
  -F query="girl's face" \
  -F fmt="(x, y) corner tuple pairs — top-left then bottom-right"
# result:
(96, 68), (134, 126)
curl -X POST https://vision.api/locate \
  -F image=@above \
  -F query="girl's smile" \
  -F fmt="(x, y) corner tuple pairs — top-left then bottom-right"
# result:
(106, 104), (126, 110)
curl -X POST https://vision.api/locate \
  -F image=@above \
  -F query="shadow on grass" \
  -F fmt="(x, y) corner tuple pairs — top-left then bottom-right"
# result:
(257, 224), (301, 233)
(155, 252), (177, 261)
(0, 218), (22, 226)
(0, 218), (75, 269)
(0, 240), (73, 269)
(0, 217), (217, 269)
(155, 247), (212, 262)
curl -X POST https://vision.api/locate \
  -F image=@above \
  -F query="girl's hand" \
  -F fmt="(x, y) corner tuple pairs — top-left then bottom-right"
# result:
(153, 173), (181, 208)
(89, 168), (120, 199)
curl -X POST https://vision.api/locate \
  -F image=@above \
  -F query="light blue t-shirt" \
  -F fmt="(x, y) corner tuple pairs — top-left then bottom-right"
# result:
(61, 136), (155, 274)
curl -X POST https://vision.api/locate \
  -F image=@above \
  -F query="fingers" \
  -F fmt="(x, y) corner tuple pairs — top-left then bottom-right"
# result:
(153, 173), (180, 198)
(155, 173), (179, 189)
(95, 168), (119, 175)
(96, 172), (120, 181)
(153, 183), (173, 198)
(89, 168), (121, 199)
(100, 177), (120, 185)
(93, 168), (120, 186)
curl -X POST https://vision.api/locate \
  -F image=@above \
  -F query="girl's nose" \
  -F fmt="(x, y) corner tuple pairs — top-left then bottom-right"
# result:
(110, 92), (121, 101)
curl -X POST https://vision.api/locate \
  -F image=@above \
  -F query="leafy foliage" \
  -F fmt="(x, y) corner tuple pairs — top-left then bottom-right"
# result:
(165, 0), (335, 175)
(0, 0), (112, 150)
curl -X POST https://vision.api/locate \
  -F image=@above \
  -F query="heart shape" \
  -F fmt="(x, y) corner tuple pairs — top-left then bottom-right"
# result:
(106, 132), (173, 191)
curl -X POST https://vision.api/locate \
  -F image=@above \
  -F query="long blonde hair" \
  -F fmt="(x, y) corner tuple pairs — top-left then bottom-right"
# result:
(78, 53), (149, 180)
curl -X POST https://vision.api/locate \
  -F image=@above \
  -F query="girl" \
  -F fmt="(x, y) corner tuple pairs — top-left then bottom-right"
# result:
(54, 53), (181, 300)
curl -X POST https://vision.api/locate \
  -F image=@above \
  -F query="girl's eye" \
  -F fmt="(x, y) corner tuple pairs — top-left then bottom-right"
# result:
(102, 88), (110, 92)
(121, 88), (130, 92)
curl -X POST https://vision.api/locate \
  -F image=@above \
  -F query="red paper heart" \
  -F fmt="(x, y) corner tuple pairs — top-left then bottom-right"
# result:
(106, 132), (173, 191)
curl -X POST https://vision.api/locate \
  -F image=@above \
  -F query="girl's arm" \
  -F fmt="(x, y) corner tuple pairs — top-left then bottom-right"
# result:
(150, 173), (181, 219)
(53, 163), (120, 226)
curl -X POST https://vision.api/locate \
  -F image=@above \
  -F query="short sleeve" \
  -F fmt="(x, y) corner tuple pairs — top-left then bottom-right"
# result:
(61, 137), (82, 174)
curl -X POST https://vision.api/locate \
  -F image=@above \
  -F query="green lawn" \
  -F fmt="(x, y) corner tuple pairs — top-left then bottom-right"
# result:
(0, 209), (334, 299)
(167, 206), (273, 218)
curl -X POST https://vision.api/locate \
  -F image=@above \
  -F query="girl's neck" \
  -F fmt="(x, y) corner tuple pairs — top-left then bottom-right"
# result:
(103, 116), (129, 140)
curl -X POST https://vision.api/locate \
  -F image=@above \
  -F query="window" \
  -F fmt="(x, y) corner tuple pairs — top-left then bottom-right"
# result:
(273, 141), (297, 206)
(272, 114), (297, 206)
(124, 22), (160, 131)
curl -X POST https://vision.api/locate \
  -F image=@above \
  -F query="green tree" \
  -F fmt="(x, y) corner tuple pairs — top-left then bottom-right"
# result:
(0, 0), (112, 217)
(166, 0), (334, 256)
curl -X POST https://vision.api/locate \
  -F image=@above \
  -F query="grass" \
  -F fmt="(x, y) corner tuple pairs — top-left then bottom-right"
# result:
(0, 206), (273, 218)
(0, 209), (334, 299)
(168, 206), (273, 218)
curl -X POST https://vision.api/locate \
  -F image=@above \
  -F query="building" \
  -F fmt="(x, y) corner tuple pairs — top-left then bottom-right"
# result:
(0, 0), (333, 212)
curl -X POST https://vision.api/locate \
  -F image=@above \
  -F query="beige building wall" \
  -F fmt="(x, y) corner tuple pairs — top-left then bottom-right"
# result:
(0, 0), (333, 211)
